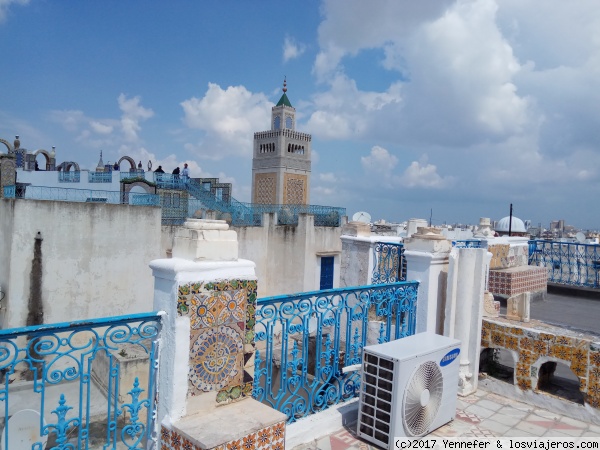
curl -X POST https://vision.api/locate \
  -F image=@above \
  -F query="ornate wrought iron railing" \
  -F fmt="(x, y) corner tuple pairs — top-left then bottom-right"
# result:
(528, 240), (600, 288)
(372, 242), (406, 284)
(452, 240), (483, 248)
(88, 171), (113, 183)
(58, 171), (80, 183)
(0, 312), (161, 449)
(4, 185), (159, 206)
(253, 281), (418, 422)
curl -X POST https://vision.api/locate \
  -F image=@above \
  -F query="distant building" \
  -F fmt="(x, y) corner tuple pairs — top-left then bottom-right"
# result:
(251, 79), (312, 205)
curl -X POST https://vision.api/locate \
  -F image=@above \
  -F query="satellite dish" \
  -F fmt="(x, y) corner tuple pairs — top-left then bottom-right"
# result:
(575, 232), (586, 243)
(352, 211), (372, 224)
(1, 409), (47, 450)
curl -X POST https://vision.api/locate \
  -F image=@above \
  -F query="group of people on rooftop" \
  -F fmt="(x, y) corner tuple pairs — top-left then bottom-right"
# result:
(154, 163), (189, 182)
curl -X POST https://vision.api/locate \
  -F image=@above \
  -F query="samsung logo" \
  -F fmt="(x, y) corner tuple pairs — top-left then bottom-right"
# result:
(440, 348), (460, 367)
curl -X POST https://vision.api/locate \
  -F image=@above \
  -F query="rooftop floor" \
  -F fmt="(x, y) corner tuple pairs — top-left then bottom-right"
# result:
(290, 387), (600, 449)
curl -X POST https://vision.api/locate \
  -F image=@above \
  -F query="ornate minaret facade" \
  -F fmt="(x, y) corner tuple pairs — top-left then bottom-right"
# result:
(251, 79), (311, 205)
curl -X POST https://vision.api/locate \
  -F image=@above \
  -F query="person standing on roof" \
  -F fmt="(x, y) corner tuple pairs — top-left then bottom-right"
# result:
(181, 163), (190, 184)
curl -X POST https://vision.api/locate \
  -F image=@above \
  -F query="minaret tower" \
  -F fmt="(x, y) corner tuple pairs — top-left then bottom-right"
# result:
(251, 78), (311, 205)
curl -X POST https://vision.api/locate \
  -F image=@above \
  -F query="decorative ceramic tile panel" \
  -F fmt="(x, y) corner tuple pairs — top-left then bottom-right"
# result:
(177, 279), (258, 405)
(488, 266), (547, 296)
(481, 318), (600, 410)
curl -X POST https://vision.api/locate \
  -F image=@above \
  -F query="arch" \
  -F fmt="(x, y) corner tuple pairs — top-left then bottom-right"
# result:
(479, 347), (516, 384)
(0, 138), (12, 154)
(121, 180), (156, 204)
(57, 161), (81, 172)
(532, 357), (585, 405)
(33, 149), (52, 170)
(117, 156), (136, 171)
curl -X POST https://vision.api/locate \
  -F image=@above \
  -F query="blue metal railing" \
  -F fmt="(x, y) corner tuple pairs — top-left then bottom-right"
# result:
(89, 171), (113, 183)
(4, 185), (159, 206)
(58, 171), (80, 183)
(529, 240), (600, 288)
(154, 173), (346, 227)
(452, 240), (482, 248)
(253, 282), (418, 422)
(0, 312), (161, 449)
(372, 242), (406, 284)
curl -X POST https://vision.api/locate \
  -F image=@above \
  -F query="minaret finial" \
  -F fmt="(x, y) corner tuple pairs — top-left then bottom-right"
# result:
(283, 76), (287, 93)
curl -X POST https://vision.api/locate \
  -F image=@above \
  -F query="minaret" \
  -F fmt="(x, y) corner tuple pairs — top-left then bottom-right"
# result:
(251, 78), (312, 205)
(96, 150), (105, 172)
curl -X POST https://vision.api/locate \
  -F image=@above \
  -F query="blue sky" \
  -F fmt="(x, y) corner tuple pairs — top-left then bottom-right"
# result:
(1, 0), (599, 229)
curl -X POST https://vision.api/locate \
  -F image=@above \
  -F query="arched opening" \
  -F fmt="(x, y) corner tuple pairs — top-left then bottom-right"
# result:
(536, 360), (584, 405)
(479, 348), (515, 384)
(33, 150), (51, 171)
(117, 156), (136, 172)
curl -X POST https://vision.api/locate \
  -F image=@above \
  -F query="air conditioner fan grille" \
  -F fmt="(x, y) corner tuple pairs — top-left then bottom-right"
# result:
(403, 360), (443, 436)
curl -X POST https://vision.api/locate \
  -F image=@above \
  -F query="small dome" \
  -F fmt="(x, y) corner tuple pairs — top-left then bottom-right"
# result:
(495, 216), (526, 233)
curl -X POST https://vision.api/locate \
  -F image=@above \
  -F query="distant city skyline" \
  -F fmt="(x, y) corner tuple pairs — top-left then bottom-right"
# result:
(1, 1), (599, 229)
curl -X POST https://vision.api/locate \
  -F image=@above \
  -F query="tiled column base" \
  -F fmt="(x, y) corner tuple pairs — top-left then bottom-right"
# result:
(488, 266), (547, 297)
(161, 422), (285, 450)
(160, 398), (287, 450)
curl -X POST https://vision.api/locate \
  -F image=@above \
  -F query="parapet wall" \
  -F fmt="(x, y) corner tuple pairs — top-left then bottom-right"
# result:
(0, 199), (161, 328)
(481, 317), (600, 422)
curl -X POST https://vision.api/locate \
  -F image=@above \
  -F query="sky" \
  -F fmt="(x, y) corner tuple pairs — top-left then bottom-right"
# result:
(1, 0), (599, 230)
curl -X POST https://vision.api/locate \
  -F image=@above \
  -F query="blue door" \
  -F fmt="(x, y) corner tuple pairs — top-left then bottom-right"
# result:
(320, 256), (334, 290)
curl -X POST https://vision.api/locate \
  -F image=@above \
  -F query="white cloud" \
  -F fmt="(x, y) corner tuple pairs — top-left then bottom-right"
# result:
(89, 121), (113, 135)
(361, 146), (398, 174)
(181, 83), (272, 160)
(118, 94), (154, 143)
(0, 0), (29, 23)
(361, 147), (453, 190)
(306, 75), (402, 140)
(283, 36), (306, 62)
(399, 158), (455, 189)
(319, 172), (338, 183)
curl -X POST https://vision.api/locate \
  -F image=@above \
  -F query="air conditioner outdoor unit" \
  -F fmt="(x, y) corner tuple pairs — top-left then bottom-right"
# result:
(356, 332), (461, 449)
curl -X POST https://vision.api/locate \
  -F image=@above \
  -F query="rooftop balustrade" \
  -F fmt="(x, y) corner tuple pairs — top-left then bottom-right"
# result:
(529, 239), (600, 288)
(0, 312), (161, 449)
(58, 171), (80, 183)
(88, 171), (113, 183)
(253, 281), (418, 422)
(2, 185), (159, 206)
(372, 242), (406, 284)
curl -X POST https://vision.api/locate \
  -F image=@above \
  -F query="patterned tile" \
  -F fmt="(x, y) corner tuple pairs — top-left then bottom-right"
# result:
(162, 421), (285, 450)
(456, 410), (481, 424)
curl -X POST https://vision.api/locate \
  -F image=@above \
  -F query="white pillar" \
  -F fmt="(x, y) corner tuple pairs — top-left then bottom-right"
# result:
(403, 227), (452, 334)
(444, 247), (491, 396)
(150, 219), (257, 424)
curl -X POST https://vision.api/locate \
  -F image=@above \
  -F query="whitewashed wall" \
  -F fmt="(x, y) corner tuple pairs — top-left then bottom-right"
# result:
(0, 199), (161, 328)
(161, 213), (344, 298)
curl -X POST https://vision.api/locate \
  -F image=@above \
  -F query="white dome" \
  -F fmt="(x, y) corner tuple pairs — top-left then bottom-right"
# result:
(495, 216), (526, 233)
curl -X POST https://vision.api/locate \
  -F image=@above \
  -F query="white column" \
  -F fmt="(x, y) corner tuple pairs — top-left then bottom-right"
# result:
(403, 227), (452, 334)
(444, 247), (491, 396)
(150, 219), (257, 425)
